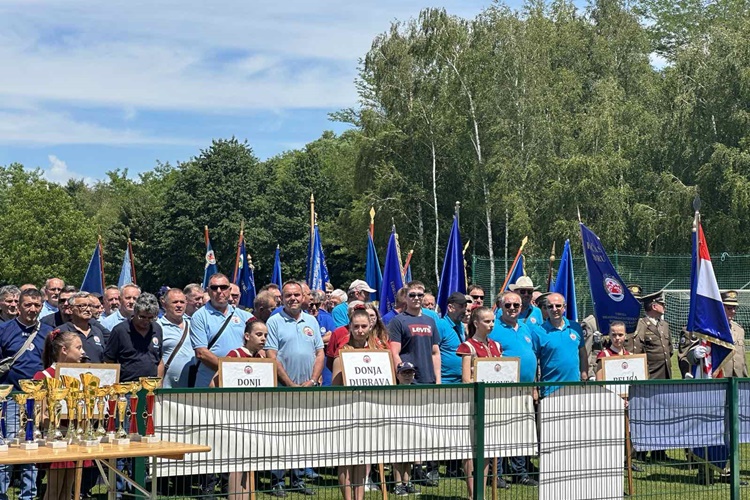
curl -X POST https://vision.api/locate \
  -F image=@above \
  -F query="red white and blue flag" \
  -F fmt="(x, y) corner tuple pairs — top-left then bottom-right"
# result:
(686, 215), (734, 378)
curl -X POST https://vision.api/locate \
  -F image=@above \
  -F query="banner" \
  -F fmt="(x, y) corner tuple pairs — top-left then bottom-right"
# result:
(306, 224), (330, 292)
(271, 246), (283, 288)
(81, 239), (105, 295)
(234, 236), (256, 309)
(379, 227), (404, 315)
(551, 239), (577, 322)
(436, 216), (466, 316)
(579, 223), (640, 333)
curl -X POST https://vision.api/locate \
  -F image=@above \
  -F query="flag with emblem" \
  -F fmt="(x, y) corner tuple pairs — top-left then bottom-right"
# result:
(437, 215), (466, 316)
(686, 208), (734, 378)
(233, 228), (256, 309)
(379, 226), (404, 315)
(551, 239), (577, 322)
(271, 245), (283, 288)
(306, 224), (330, 292)
(81, 237), (105, 294)
(202, 225), (219, 289)
(579, 223), (641, 333)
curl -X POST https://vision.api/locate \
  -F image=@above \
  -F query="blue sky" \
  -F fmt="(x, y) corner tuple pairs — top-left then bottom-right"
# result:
(0, 0), (496, 184)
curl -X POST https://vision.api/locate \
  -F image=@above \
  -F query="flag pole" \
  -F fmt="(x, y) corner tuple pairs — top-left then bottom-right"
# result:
(310, 193), (315, 239)
(369, 207), (375, 240)
(98, 234), (105, 291)
(500, 236), (528, 293)
(403, 250), (414, 278)
(127, 238), (137, 285)
(233, 221), (244, 283)
(546, 241), (556, 292)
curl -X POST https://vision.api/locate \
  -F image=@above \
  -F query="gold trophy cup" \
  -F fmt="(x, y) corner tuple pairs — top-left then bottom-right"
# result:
(139, 377), (161, 443)
(0, 385), (14, 451)
(126, 381), (142, 440)
(18, 380), (44, 449)
(11, 394), (29, 448)
(79, 373), (101, 446)
(112, 383), (131, 445)
(46, 387), (69, 448)
(95, 387), (109, 439)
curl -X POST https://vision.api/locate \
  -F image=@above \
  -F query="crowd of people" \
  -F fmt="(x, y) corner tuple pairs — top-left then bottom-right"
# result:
(0, 271), (746, 498)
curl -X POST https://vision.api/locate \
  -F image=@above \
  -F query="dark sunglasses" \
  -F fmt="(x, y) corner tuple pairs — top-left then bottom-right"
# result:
(209, 284), (230, 291)
(470, 294), (485, 300)
(517, 290), (533, 295)
(408, 293), (425, 299)
(504, 303), (521, 309)
(547, 304), (564, 310)
(309, 302), (321, 308)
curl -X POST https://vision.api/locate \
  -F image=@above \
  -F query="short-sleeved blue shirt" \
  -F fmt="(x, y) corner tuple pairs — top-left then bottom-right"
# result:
(531, 318), (584, 396)
(159, 316), (194, 388)
(332, 302), (349, 328)
(421, 308), (440, 323)
(489, 319), (537, 383)
(381, 309), (398, 326)
(0, 319), (52, 390)
(101, 309), (127, 331)
(519, 305), (544, 327)
(437, 315), (464, 384)
(40, 301), (58, 319)
(266, 309), (323, 385)
(190, 302), (247, 387)
(388, 312), (439, 384)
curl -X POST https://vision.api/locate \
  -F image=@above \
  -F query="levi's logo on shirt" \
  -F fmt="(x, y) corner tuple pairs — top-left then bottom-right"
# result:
(409, 324), (432, 337)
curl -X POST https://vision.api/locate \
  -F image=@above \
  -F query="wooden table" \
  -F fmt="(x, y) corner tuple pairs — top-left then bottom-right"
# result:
(0, 441), (211, 500)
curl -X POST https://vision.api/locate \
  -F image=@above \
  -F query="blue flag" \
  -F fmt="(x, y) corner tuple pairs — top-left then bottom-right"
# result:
(504, 255), (526, 291)
(117, 247), (133, 288)
(437, 216), (467, 317)
(365, 232), (382, 302)
(272, 246), (283, 288)
(81, 240), (104, 295)
(379, 227), (404, 316)
(306, 225), (330, 292)
(404, 264), (412, 283)
(202, 229), (219, 289)
(579, 223), (640, 333)
(235, 237), (256, 309)
(687, 220), (733, 378)
(551, 239), (578, 322)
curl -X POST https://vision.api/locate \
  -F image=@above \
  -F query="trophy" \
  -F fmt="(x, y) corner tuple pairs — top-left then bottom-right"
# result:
(10, 394), (29, 447)
(79, 373), (100, 447)
(46, 387), (69, 448)
(112, 383), (131, 445)
(63, 389), (78, 444)
(18, 380), (44, 449)
(101, 386), (117, 443)
(139, 377), (162, 443)
(0, 385), (13, 451)
(95, 387), (108, 439)
(127, 381), (142, 440)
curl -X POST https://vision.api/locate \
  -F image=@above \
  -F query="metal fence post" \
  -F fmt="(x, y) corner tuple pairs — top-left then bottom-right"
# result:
(132, 388), (148, 499)
(728, 377), (740, 500)
(473, 382), (486, 500)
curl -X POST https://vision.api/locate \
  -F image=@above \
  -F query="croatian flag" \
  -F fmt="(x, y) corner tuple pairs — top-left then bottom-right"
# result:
(686, 219), (734, 378)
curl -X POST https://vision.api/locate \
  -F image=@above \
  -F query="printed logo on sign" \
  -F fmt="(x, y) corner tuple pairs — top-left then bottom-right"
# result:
(603, 275), (624, 302)
(494, 364), (501, 372)
(621, 362), (629, 370)
(244, 366), (253, 375)
(303, 326), (314, 337)
(363, 355), (371, 364)
(206, 251), (216, 265)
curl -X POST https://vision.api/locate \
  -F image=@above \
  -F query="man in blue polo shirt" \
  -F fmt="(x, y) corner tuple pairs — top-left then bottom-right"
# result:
(101, 284), (141, 330)
(437, 292), (467, 385)
(332, 280), (375, 327)
(190, 273), (248, 388)
(0, 288), (52, 500)
(489, 291), (539, 487)
(531, 293), (587, 397)
(40, 277), (64, 318)
(266, 281), (324, 496)
(508, 277), (543, 327)
(159, 289), (194, 388)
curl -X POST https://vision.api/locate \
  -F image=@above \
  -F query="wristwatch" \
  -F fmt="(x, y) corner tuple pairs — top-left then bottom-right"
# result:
(309, 380), (320, 387)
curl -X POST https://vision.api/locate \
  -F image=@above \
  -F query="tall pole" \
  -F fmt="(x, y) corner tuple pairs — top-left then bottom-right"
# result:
(233, 221), (244, 283)
(127, 238), (137, 285)
(455, 201), (461, 225)
(546, 241), (556, 292)
(310, 193), (316, 238)
(98, 234), (105, 291)
(500, 236), (528, 293)
(369, 207), (375, 240)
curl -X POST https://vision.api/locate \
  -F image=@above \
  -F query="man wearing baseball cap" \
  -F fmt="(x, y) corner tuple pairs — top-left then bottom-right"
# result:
(507, 276), (543, 327)
(331, 279), (376, 328)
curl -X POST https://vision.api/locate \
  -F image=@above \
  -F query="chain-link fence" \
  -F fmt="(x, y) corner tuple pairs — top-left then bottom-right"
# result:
(472, 254), (750, 347)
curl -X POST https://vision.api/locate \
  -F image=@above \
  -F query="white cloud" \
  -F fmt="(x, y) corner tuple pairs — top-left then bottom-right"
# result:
(43, 154), (94, 185)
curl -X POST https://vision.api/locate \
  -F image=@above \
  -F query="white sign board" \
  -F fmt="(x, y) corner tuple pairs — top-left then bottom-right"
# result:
(473, 357), (520, 383)
(340, 350), (395, 386)
(218, 358), (277, 388)
(56, 363), (120, 415)
(601, 354), (648, 396)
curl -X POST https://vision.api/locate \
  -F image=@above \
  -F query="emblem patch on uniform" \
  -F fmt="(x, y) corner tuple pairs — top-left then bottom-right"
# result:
(524, 336), (531, 343)
(232, 315), (241, 324)
(27, 344), (34, 351)
(244, 366), (253, 375)
(152, 337), (159, 346)
(93, 336), (100, 344)
(679, 336), (687, 346)
(603, 275), (625, 302)
(569, 333), (577, 341)
(530, 318), (537, 324)
(320, 327), (326, 334)
(303, 326), (314, 337)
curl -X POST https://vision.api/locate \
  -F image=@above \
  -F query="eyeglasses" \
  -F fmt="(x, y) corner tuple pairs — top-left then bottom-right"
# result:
(517, 290), (533, 295)
(209, 284), (230, 291)
(230, 294), (240, 298)
(72, 304), (92, 310)
(547, 304), (564, 310)
(47, 287), (62, 292)
(135, 314), (156, 321)
(408, 293), (425, 299)
(470, 295), (485, 300)
(504, 303), (521, 309)
(309, 302), (321, 309)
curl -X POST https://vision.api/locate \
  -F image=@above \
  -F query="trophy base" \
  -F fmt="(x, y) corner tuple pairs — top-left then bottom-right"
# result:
(128, 433), (142, 441)
(19, 442), (38, 450)
(139, 435), (160, 444)
(80, 439), (100, 448)
(100, 433), (116, 443)
(46, 441), (68, 449)
(8, 438), (20, 447)
(111, 438), (130, 446)
(0, 444), (8, 452)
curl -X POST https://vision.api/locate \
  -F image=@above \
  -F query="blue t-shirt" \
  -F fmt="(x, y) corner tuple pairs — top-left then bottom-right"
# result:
(189, 302), (247, 387)
(101, 309), (127, 331)
(531, 318), (584, 396)
(421, 308), (440, 323)
(519, 305), (544, 327)
(0, 319), (52, 390)
(489, 319), (537, 383)
(388, 312), (439, 384)
(40, 301), (58, 319)
(332, 302), (349, 328)
(314, 309), (336, 386)
(437, 315), (464, 384)
(159, 316), (194, 388)
(266, 309), (324, 385)
(381, 309), (398, 326)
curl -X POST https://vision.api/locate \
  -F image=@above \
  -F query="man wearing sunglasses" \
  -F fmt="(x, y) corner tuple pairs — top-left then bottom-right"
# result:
(190, 273), (250, 388)
(467, 285), (485, 308)
(531, 293), (587, 397)
(489, 291), (539, 487)
(508, 277), (543, 327)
